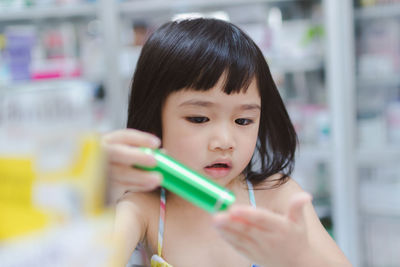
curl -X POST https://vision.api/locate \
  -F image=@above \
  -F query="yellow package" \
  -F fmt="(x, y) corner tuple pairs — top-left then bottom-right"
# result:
(0, 133), (106, 240)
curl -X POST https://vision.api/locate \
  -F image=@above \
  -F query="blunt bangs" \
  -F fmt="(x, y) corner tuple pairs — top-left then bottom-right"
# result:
(145, 19), (258, 95)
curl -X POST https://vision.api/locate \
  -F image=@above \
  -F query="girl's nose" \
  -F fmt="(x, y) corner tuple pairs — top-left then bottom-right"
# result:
(208, 127), (235, 152)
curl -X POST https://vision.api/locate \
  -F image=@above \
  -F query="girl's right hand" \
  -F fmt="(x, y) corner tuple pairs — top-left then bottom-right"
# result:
(102, 129), (162, 195)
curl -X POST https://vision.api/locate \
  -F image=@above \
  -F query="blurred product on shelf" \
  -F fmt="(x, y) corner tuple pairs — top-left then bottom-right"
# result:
(4, 26), (36, 81)
(80, 19), (106, 81)
(0, 33), (11, 85)
(359, 165), (400, 267)
(287, 103), (330, 146)
(132, 20), (150, 46)
(359, 166), (400, 216)
(0, 214), (113, 267)
(357, 18), (400, 78)
(356, 14), (400, 149)
(386, 101), (400, 145)
(0, 20), (105, 85)
(358, 0), (400, 7)
(31, 23), (81, 79)
(357, 97), (400, 147)
(0, 80), (108, 133)
(31, 57), (81, 80)
(362, 216), (400, 267)
(0, 81), (112, 267)
(260, 18), (324, 71)
(0, 0), (95, 9)
(358, 115), (387, 148)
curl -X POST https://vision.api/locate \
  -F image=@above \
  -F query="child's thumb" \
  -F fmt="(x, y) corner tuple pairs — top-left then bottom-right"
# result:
(287, 192), (312, 224)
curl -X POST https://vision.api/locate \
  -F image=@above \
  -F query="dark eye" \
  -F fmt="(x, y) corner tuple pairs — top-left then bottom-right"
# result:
(186, 117), (210, 123)
(235, 118), (253, 125)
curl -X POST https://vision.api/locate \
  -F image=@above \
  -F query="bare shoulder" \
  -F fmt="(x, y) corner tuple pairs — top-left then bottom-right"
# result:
(117, 189), (160, 209)
(113, 189), (161, 263)
(115, 190), (160, 240)
(253, 174), (304, 214)
(116, 189), (161, 222)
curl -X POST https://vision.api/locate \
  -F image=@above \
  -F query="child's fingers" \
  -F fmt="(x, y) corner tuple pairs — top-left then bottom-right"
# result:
(214, 215), (257, 237)
(216, 225), (257, 255)
(287, 192), (312, 224)
(215, 219), (268, 253)
(102, 129), (160, 148)
(110, 164), (161, 190)
(214, 213), (274, 247)
(226, 205), (286, 231)
(106, 144), (157, 166)
(216, 222), (266, 264)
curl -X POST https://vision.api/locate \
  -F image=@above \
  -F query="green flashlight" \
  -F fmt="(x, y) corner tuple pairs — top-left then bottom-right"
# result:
(136, 148), (235, 213)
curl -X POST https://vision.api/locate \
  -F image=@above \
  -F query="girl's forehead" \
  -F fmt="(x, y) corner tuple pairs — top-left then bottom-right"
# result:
(167, 80), (261, 106)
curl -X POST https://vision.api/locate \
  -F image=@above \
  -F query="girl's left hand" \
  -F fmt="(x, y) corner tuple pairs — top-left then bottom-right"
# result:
(213, 192), (313, 267)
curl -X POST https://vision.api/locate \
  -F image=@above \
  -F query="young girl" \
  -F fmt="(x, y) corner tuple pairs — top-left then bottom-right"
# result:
(103, 18), (352, 267)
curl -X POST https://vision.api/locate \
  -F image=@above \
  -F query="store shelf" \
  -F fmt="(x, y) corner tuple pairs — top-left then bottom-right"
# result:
(119, 0), (290, 14)
(0, 3), (97, 22)
(357, 147), (400, 164)
(362, 212), (400, 219)
(296, 145), (332, 161)
(0, 214), (113, 267)
(357, 74), (400, 87)
(1, 78), (94, 93)
(355, 3), (400, 20)
(360, 204), (400, 219)
(269, 55), (324, 73)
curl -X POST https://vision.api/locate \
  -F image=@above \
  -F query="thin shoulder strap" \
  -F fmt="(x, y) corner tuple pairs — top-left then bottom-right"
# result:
(246, 180), (257, 207)
(157, 187), (167, 257)
(247, 180), (260, 267)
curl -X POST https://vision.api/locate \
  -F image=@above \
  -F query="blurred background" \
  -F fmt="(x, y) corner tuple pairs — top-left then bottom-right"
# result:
(0, 0), (399, 266)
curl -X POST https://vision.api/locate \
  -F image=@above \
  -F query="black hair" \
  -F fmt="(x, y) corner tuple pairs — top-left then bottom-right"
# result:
(127, 18), (297, 187)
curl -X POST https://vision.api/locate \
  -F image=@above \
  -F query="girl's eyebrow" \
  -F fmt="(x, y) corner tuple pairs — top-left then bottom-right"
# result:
(179, 100), (260, 110)
(240, 104), (261, 111)
(179, 100), (213, 107)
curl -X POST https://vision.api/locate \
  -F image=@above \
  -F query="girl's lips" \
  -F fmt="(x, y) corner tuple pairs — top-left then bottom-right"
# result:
(204, 161), (232, 178)
(203, 166), (232, 178)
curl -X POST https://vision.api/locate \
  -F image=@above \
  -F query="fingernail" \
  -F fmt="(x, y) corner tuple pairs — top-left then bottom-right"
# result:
(151, 137), (161, 147)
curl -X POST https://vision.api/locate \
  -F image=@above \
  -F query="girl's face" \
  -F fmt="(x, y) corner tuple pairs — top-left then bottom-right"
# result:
(161, 77), (261, 187)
